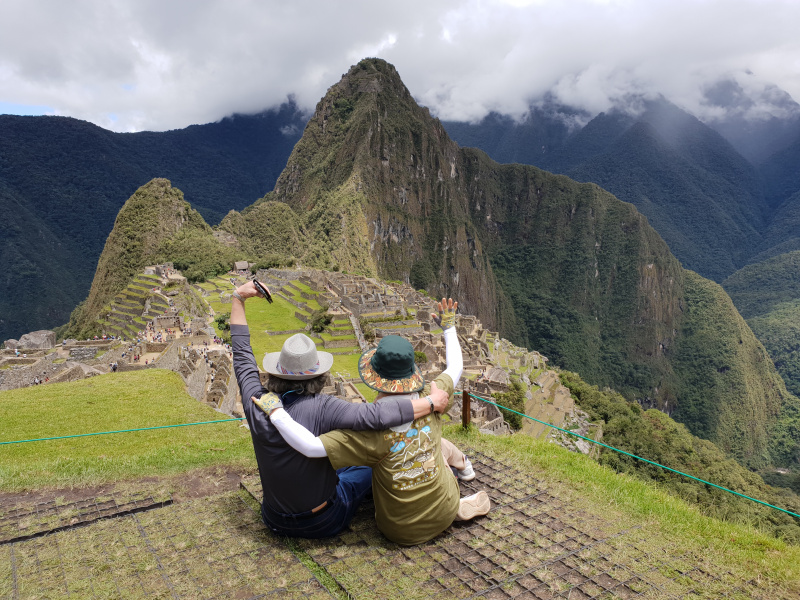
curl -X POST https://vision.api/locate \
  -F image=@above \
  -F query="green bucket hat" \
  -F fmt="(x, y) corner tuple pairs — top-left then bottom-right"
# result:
(359, 335), (424, 393)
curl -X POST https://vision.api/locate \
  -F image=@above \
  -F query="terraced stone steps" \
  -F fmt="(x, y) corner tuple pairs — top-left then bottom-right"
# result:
(522, 370), (574, 439)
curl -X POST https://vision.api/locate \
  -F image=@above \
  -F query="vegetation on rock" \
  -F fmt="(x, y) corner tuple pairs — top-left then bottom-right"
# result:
(560, 370), (800, 543)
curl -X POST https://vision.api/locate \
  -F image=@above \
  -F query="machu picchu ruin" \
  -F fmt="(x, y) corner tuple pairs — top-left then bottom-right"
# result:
(2, 264), (596, 450)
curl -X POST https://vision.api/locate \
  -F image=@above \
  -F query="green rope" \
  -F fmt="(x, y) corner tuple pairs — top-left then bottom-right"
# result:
(467, 391), (800, 520)
(3, 388), (797, 521)
(0, 418), (245, 445)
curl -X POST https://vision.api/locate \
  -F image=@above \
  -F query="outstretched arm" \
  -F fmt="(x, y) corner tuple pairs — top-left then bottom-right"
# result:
(231, 281), (269, 409)
(258, 398), (328, 458)
(432, 298), (463, 385)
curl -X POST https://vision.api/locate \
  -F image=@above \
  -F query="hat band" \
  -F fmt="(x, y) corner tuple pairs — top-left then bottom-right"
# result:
(276, 360), (320, 376)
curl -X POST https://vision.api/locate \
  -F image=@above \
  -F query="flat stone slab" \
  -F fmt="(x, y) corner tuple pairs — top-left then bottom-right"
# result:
(0, 490), (172, 544)
(243, 449), (764, 599)
(0, 449), (772, 599)
(1, 492), (333, 599)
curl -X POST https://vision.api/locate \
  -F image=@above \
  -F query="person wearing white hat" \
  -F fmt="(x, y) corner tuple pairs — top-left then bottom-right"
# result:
(265, 297), (490, 545)
(230, 280), (449, 538)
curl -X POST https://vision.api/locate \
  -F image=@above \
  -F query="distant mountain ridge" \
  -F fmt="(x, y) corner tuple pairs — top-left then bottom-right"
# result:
(0, 104), (306, 341)
(7, 59), (800, 471)
(445, 97), (781, 282)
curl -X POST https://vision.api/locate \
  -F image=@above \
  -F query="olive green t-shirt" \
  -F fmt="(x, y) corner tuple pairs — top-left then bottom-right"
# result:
(320, 373), (459, 546)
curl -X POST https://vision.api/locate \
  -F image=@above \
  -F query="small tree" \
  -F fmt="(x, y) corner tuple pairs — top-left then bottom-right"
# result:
(214, 312), (231, 332)
(310, 308), (332, 333)
(493, 378), (526, 431)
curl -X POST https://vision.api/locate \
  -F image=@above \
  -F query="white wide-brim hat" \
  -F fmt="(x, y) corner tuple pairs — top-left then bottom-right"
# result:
(263, 333), (334, 380)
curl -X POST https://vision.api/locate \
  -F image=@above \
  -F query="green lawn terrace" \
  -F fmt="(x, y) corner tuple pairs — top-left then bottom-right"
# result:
(0, 370), (254, 492)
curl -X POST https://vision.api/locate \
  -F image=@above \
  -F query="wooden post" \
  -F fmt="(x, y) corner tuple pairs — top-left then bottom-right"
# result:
(462, 381), (471, 429)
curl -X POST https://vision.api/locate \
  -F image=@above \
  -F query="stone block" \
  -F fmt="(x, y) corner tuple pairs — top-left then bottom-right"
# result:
(15, 330), (56, 350)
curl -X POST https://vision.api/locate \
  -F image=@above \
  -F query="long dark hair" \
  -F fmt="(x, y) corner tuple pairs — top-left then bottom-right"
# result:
(265, 373), (328, 396)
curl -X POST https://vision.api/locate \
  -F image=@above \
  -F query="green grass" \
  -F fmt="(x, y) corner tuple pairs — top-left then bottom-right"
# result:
(354, 383), (378, 402)
(331, 353), (361, 378)
(292, 281), (319, 295)
(0, 370), (255, 491)
(444, 426), (800, 592)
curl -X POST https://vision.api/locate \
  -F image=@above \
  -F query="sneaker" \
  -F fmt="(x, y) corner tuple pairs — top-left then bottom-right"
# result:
(457, 458), (475, 481)
(456, 491), (491, 521)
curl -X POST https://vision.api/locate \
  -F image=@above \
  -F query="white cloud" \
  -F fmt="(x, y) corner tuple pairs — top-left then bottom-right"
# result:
(1, 0), (798, 131)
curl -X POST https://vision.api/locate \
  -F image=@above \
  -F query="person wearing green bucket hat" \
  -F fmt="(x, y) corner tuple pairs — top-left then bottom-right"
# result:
(267, 297), (491, 545)
(230, 279), (450, 539)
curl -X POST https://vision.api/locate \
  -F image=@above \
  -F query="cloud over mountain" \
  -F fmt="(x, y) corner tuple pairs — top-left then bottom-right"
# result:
(1, 0), (799, 131)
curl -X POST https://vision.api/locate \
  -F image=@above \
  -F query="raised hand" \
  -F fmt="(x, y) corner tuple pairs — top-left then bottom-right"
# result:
(235, 280), (266, 300)
(432, 297), (458, 330)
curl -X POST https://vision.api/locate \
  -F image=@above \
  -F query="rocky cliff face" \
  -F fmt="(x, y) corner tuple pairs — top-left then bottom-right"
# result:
(270, 60), (500, 326)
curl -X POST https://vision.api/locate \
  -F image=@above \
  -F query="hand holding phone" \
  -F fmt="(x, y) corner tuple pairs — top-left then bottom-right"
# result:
(252, 279), (273, 303)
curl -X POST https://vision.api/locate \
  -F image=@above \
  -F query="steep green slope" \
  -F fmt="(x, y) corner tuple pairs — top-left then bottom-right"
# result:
(564, 104), (765, 282)
(723, 251), (800, 319)
(671, 271), (792, 465)
(560, 370), (800, 542)
(64, 179), (242, 338)
(0, 106), (304, 341)
(748, 302), (800, 398)
(230, 58), (794, 467)
(761, 131), (800, 209)
(0, 180), (89, 343)
(751, 190), (800, 262)
(724, 251), (800, 400)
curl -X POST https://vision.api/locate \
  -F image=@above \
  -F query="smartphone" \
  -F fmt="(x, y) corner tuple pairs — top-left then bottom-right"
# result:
(252, 279), (273, 303)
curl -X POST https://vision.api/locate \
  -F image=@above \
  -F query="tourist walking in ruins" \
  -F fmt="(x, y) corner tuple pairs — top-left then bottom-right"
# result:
(231, 280), (451, 538)
(266, 298), (490, 545)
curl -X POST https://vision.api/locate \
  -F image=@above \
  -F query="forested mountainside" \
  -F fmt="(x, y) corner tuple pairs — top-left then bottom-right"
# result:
(444, 90), (800, 432)
(723, 251), (800, 398)
(445, 99), (767, 283)
(0, 104), (305, 341)
(213, 59), (796, 468)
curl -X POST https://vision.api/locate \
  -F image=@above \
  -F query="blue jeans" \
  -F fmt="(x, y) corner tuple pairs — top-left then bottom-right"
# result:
(261, 467), (372, 538)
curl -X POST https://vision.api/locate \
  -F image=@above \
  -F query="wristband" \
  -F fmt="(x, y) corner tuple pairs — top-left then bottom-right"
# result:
(427, 395), (435, 414)
(253, 392), (283, 415)
(232, 290), (245, 302)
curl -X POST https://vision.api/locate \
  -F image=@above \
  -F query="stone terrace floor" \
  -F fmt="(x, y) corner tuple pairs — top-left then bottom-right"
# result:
(1, 449), (769, 600)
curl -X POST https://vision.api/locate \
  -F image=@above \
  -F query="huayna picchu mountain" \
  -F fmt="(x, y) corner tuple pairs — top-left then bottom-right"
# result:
(145, 58), (793, 469)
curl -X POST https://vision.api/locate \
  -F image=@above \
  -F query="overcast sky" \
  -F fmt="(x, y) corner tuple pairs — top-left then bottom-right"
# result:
(1, 0), (799, 132)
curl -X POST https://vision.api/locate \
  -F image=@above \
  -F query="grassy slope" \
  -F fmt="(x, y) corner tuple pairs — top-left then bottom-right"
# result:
(0, 370), (255, 491)
(205, 276), (361, 376)
(2, 371), (798, 590)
